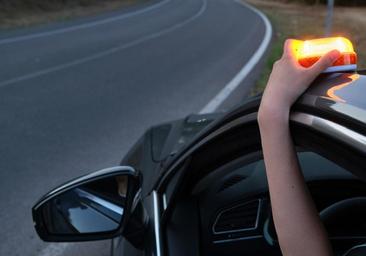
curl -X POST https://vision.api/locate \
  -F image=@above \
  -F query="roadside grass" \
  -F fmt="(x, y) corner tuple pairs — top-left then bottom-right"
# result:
(0, 0), (148, 30)
(245, 0), (366, 95)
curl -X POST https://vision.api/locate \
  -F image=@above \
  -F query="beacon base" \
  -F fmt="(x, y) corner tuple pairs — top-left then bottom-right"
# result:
(322, 64), (357, 73)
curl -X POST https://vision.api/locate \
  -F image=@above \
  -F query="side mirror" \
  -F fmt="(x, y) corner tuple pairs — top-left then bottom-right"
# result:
(32, 166), (141, 242)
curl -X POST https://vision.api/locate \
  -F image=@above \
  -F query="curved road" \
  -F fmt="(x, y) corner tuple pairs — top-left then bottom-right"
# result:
(0, 0), (270, 255)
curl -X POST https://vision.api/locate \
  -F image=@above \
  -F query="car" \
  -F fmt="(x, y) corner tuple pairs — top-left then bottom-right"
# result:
(32, 67), (366, 256)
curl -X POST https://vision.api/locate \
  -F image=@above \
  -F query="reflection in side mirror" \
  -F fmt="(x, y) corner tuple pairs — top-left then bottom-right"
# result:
(32, 166), (140, 242)
(43, 175), (127, 235)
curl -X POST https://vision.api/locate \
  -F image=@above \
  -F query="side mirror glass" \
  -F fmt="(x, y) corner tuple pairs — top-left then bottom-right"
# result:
(32, 166), (140, 242)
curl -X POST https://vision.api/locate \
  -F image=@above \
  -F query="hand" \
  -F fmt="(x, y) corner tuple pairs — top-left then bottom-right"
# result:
(258, 39), (341, 124)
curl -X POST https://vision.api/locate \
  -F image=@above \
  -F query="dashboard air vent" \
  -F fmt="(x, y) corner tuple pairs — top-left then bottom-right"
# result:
(213, 199), (261, 234)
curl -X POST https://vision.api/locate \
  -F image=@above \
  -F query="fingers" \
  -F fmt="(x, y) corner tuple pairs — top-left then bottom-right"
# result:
(308, 49), (341, 76)
(282, 39), (302, 63)
(282, 39), (295, 60)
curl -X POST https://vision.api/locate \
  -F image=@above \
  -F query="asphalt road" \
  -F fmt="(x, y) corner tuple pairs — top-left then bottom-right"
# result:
(0, 0), (269, 255)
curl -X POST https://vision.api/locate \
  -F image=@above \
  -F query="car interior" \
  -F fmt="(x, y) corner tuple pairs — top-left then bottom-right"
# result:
(162, 121), (366, 256)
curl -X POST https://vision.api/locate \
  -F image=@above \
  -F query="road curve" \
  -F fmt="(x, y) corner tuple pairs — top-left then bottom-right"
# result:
(0, 0), (270, 255)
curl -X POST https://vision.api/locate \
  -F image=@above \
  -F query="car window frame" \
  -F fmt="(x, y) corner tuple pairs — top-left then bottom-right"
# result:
(158, 110), (366, 228)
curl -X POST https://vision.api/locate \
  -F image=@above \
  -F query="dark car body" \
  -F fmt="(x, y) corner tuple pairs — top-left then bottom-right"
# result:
(33, 71), (366, 256)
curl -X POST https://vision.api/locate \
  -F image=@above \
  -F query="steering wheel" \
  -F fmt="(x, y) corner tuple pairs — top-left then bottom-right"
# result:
(342, 244), (366, 256)
(263, 197), (366, 255)
(320, 197), (366, 256)
(320, 197), (366, 227)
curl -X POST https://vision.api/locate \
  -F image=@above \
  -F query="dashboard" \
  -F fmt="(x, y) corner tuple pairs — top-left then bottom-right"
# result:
(192, 151), (366, 255)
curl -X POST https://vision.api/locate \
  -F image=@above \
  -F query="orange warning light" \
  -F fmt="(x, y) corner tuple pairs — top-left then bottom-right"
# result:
(293, 37), (357, 72)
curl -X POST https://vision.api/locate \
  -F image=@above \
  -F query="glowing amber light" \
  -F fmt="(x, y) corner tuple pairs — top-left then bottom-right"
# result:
(293, 37), (357, 71)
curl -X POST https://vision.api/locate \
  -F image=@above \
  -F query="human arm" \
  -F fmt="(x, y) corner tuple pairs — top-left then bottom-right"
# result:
(257, 39), (340, 256)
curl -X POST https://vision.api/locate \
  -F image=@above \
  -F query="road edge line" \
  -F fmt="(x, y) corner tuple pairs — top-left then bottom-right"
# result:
(199, 0), (272, 114)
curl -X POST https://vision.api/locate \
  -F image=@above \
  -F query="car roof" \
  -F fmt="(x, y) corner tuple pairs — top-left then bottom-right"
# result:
(298, 71), (366, 134)
(305, 71), (366, 110)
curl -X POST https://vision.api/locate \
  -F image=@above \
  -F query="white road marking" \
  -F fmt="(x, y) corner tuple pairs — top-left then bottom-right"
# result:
(0, 0), (207, 88)
(0, 0), (171, 45)
(199, 0), (272, 114)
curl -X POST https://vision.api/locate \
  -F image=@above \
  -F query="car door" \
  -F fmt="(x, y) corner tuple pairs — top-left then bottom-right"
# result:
(155, 92), (366, 256)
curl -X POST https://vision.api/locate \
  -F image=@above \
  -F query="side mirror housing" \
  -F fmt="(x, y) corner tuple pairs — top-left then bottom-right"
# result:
(32, 166), (141, 242)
